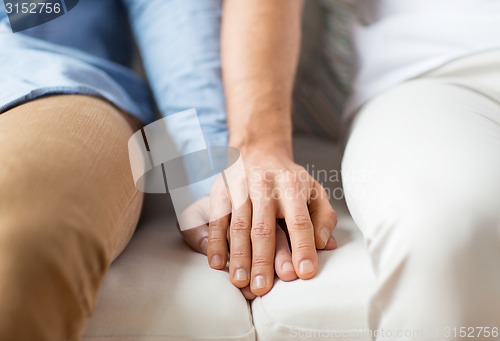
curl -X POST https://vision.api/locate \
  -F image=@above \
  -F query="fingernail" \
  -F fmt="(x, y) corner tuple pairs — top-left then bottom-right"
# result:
(200, 238), (208, 254)
(252, 275), (266, 289)
(210, 255), (223, 268)
(299, 259), (314, 274)
(234, 268), (248, 281)
(320, 227), (331, 246)
(282, 261), (295, 272)
(329, 236), (337, 248)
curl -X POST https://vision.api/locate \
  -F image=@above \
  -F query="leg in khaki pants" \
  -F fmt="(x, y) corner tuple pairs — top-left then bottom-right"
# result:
(0, 95), (143, 340)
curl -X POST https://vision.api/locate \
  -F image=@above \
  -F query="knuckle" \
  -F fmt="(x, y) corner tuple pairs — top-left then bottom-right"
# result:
(230, 248), (250, 259)
(293, 241), (315, 253)
(207, 233), (226, 245)
(207, 235), (226, 244)
(290, 215), (313, 231)
(253, 170), (273, 187)
(255, 178), (268, 190)
(251, 222), (273, 239)
(231, 217), (250, 232)
(250, 175), (274, 201)
(261, 170), (275, 183)
(208, 219), (221, 230)
(252, 255), (273, 268)
(283, 171), (301, 187)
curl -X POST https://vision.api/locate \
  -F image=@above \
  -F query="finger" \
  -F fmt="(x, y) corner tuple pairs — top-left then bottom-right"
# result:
(325, 236), (337, 250)
(177, 196), (210, 232)
(250, 171), (277, 296)
(274, 222), (298, 282)
(277, 172), (318, 280)
(181, 224), (209, 254)
(240, 286), (257, 301)
(208, 215), (229, 269)
(309, 180), (338, 250)
(177, 197), (210, 254)
(207, 178), (231, 270)
(229, 199), (252, 288)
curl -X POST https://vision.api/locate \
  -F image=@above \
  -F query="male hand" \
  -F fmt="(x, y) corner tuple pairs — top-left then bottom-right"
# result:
(181, 154), (337, 298)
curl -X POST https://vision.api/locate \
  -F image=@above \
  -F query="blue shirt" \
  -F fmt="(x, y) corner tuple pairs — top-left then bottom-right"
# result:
(0, 0), (228, 154)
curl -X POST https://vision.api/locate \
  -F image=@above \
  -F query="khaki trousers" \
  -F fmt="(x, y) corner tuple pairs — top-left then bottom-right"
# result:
(0, 95), (143, 340)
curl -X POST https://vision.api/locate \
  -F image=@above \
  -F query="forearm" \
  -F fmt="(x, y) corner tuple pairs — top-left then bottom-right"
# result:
(222, 0), (304, 158)
(198, 1), (336, 297)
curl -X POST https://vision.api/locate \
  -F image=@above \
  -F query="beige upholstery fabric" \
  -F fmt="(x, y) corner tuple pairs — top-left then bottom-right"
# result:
(252, 210), (373, 341)
(83, 200), (255, 341)
(83, 136), (375, 341)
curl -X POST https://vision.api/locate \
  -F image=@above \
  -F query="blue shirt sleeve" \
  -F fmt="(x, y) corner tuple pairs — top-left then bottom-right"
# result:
(123, 0), (228, 153)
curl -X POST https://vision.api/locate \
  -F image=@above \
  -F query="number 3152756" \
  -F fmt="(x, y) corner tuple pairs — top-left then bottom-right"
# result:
(5, 2), (62, 14)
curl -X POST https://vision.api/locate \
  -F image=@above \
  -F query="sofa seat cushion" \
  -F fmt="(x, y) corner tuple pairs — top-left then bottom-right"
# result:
(83, 204), (255, 341)
(84, 137), (375, 341)
(251, 207), (375, 341)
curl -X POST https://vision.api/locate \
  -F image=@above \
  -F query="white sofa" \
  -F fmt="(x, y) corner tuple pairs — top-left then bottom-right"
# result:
(83, 135), (376, 341)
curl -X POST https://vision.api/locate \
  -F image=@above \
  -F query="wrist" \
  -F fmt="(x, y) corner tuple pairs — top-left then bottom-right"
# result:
(226, 106), (294, 159)
(229, 136), (293, 161)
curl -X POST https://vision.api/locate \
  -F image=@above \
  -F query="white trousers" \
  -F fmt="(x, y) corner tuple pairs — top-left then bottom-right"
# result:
(342, 49), (500, 340)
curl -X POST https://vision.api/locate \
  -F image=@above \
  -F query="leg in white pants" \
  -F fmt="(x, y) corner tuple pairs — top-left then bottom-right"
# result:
(342, 51), (500, 340)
